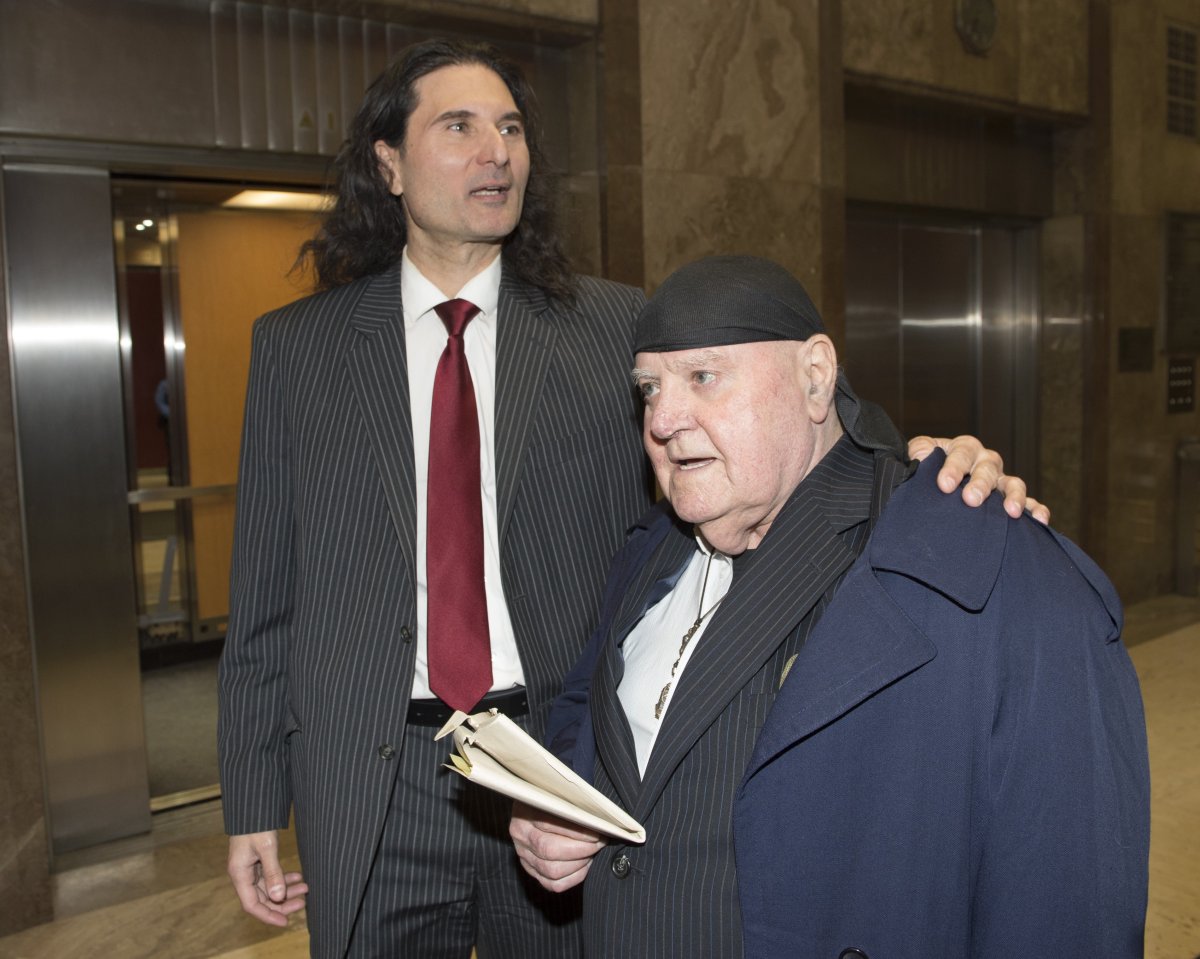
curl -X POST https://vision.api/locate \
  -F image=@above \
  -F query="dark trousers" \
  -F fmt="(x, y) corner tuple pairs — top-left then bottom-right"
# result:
(343, 719), (582, 958)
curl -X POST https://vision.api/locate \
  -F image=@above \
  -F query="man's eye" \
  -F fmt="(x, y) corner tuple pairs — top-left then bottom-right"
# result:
(637, 382), (659, 399)
(449, 122), (467, 132)
(693, 371), (715, 385)
(500, 124), (524, 137)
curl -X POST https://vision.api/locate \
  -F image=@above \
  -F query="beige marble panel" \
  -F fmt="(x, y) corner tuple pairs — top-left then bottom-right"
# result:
(1111, 0), (1158, 214)
(1016, 0), (1088, 114)
(1038, 216), (1084, 542)
(1101, 212), (1200, 603)
(558, 173), (602, 277)
(1109, 214), (1162, 330)
(1051, 124), (1091, 216)
(1039, 330), (1084, 540)
(1106, 442), (1173, 603)
(847, 0), (1087, 115)
(842, 0), (937, 85)
(846, 0), (1017, 100)
(640, 170), (823, 302)
(929, 0), (1021, 102)
(603, 164), (647, 288)
(640, 0), (821, 183)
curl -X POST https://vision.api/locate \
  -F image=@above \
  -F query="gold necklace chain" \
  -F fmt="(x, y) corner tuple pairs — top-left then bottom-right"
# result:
(654, 552), (724, 719)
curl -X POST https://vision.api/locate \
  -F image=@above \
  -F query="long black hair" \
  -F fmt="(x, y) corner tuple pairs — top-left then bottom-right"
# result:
(299, 38), (575, 300)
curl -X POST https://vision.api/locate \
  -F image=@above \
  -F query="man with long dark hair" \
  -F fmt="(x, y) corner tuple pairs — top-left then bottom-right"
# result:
(218, 38), (652, 959)
(217, 37), (1037, 959)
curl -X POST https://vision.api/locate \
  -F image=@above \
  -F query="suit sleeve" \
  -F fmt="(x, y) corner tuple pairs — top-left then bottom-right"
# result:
(217, 316), (296, 835)
(971, 526), (1150, 957)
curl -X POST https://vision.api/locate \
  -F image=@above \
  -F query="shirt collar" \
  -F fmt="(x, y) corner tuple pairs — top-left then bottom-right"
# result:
(401, 248), (502, 328)
(693, 531), (721, 559)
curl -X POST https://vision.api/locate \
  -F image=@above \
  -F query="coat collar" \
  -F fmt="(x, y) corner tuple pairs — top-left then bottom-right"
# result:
(630, 438), (882, 817)
(867, 450), (1008, 611)
(741, 451), (1012, 782)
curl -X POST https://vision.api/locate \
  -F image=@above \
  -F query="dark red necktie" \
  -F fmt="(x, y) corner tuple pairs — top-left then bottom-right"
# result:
(426, 299), (492, 713)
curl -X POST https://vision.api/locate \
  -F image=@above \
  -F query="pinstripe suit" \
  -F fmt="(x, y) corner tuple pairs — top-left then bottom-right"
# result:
(549, 431), (909, 958)
(217, 262), (653, 958)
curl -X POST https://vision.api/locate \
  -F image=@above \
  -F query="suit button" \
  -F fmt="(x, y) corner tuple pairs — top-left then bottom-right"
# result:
(611, 853), (631, 879)
(839, 950), (870, 959)
(400, 626), (412, 643)
(378, 743), (395, 760)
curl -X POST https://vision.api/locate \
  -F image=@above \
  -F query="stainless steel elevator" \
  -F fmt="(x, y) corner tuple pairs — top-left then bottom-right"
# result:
(844, 213), (1040, 483)
(3, 164), (153, 851)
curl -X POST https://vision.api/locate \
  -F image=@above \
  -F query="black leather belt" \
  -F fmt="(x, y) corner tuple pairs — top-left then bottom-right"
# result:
(406, 686), (529, 727)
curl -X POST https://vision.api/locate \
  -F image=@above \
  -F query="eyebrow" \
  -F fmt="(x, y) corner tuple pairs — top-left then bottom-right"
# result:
(431, 109), (525, 125)
(631, 349), (725, 383)
(673, 349), (724, 367)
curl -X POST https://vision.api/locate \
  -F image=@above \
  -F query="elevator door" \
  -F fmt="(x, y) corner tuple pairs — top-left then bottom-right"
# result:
(115, 180), (321, 810)
(844, 215), (1039, 484)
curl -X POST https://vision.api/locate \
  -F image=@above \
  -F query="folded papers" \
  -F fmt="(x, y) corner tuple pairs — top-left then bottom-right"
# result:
(436, 709), (646, 844)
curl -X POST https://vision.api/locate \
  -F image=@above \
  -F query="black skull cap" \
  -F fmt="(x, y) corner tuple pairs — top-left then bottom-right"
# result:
(633, 255), (826, 353)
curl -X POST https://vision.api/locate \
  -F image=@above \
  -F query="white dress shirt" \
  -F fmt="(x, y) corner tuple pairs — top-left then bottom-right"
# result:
(617, 535), (734, 775)
(402, 249), (524, 699)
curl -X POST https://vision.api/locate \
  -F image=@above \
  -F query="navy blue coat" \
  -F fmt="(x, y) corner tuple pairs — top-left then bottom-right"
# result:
(549, 453), (1149, 959)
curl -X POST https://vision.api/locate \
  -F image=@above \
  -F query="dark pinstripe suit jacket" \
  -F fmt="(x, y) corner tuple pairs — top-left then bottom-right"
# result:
(217, 263), (653, 957)
(548, 426), (910, 958)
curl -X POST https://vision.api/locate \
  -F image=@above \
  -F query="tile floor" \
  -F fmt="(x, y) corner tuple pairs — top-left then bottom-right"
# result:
(0, 596), (1197, 959)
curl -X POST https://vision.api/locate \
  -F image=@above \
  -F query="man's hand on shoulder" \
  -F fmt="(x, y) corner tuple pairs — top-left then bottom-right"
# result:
(510, 801), (606, 893)
(908, 435), (1050, 525)
(228, 830), (308, 927)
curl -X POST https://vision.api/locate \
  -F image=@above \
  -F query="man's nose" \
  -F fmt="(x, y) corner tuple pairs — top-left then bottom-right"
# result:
(478, 128), (510, 166)
(648, 391), (689, 440)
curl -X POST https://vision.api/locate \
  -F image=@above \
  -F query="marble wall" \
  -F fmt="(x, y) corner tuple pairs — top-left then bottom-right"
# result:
(842, 0), (1089, 117)
(1039, 215), (1086, 545)
(631, 0), (832, 304)
(1099, 0), (1200, 601)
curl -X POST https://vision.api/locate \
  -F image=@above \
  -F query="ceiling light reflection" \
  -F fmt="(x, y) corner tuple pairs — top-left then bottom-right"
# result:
(222, 190), (330, 212)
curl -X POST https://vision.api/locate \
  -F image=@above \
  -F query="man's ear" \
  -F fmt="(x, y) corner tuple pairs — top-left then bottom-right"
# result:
(374, 140), (404, 196)
(801, 335), (839, 423)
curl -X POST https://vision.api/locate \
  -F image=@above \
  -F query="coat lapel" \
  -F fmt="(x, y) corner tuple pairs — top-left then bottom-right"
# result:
(494, 271), (556, 541)
(742, 563), (937, 781)
(343, 267), (417, 573)
(740, 452), (981, 784)
(592, 523), (695, 811)
(634, 438), (890, 816)
(635, 495), (859, 814)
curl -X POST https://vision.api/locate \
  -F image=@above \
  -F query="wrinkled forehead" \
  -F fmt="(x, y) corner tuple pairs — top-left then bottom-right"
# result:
(632, 347), (724, 376)
(632, 341), (802, 381)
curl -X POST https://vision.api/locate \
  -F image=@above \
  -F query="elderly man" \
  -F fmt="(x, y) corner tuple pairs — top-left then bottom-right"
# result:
(512, 255), (1150, 959)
